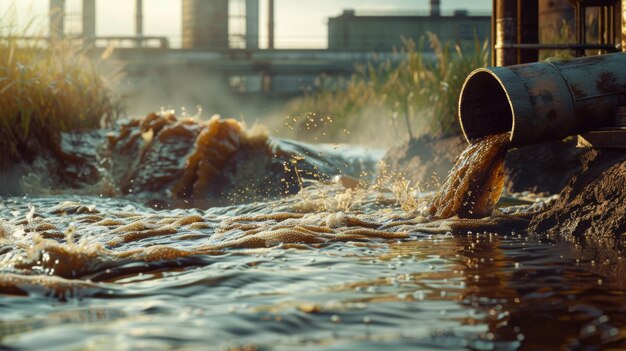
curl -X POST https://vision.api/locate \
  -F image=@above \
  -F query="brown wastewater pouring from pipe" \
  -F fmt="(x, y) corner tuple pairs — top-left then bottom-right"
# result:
(429, 132), (511, 219)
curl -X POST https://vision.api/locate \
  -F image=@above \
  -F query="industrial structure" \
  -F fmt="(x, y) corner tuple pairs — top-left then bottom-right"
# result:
(182, 0), (229, 49)
(492, 0), (625, 66)
(328, 6), (490, 51)
(460, 0), (626, 151)
(42, 0), (494, 114)
(48, 0), (265, 49)
(43, 0), (626, 124)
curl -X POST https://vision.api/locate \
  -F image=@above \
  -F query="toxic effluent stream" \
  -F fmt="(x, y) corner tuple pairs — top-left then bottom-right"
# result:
(429, 132), (511, 219)
(3, 113), (626, 350)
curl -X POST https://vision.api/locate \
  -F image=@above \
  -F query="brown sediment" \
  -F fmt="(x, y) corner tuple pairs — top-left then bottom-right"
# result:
(101, 112), (328, 202)
(429, 132), (511, 219)
(530, 148), (626, 246)
(16, 111), (377, 204)
(171, 116), (244, 198)
(503, 138), (583, 193)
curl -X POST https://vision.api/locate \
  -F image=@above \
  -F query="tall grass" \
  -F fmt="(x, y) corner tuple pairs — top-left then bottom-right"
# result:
(282, 33), (490, 146)
(0, 17), (121, 167)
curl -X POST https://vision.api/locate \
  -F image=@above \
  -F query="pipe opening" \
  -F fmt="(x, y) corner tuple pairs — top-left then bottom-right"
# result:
(459, 70), (513, 142)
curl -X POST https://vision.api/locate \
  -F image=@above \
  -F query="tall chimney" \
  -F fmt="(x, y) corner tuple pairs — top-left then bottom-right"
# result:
(430, 0), (441, 17)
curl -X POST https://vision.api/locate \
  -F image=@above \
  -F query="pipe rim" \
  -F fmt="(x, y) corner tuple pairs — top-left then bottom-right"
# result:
(458, 68), (515, 144)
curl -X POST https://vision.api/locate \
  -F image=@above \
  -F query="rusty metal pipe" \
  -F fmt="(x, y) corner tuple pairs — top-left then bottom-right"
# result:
(458, 52), (626, 147)
(622, 0), (626, 52)
(495, 0), (518, 66)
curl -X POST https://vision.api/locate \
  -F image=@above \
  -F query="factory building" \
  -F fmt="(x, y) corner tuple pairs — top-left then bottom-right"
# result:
(328, 0), (490, 51)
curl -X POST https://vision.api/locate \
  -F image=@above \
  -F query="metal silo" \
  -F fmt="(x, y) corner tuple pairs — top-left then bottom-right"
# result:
(182, 0), (229, 49)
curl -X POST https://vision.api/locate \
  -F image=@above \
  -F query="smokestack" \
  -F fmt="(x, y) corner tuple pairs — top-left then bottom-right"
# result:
(430, 0), (441, 17)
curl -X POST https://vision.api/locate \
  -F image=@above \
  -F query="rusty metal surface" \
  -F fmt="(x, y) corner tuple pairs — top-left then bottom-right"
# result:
(458, 52), (626, 147)
(616, 106), (626, 126)
(494, 43), (619, 50)
(518, 0), (539, 63)
(578, 128), (626, 148)
(495, 0), (518, 66)
(623, 0), (626, 51)
(539, 0), (575, 42)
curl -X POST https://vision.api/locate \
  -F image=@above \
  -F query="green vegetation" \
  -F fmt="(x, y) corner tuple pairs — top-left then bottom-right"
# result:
(0, 20), (121, 166)
(282, 33), (490, 145)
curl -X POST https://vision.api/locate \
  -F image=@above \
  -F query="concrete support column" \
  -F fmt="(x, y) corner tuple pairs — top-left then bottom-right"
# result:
(82, 0), (96, 41)
(136, 0), (143, 47)
(268, 0), (275, 49)
(49, 0), (65, 39)
(430, 0), (440, 17)
(246, 0), (259, 49)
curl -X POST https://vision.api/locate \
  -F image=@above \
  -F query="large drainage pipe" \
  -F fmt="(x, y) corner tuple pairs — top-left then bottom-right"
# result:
(458, 52), (626, 147)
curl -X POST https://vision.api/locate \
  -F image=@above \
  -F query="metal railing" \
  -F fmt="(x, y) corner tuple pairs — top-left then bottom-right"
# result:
(0, 36), (170, 49)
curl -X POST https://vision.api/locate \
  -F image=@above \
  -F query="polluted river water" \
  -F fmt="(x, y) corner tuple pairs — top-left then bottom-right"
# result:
(1, 114), (626, 350)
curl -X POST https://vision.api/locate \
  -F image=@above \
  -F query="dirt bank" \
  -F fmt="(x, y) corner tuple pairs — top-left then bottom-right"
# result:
(381, 134), (466, 189)
(382, 134), (583, 194)
(530, 148), (626, 248)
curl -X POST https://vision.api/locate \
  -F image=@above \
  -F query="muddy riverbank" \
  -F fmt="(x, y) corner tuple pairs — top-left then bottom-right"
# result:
(531, 148), (626, 246)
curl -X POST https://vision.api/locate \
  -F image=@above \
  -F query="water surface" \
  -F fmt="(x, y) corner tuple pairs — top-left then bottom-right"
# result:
(1, 189), (624, 350)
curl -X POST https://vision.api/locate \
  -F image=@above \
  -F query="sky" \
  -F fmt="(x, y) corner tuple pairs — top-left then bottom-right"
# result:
(0, 0), (491, 48)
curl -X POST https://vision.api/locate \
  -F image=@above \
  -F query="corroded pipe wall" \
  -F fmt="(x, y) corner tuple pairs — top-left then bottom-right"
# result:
(518, 0), (539, 63)
(493, 0), (538, 65)
(623, 0), (626, 51)
(539, 0), (574, 44)
(494, 0), (517, 66)
(458, 53), (626, 147)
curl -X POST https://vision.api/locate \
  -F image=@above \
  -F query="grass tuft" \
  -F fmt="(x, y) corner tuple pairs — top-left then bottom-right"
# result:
(0, 15), (121, 167)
